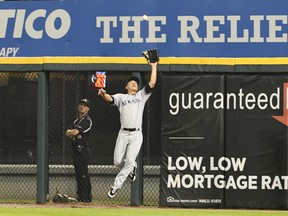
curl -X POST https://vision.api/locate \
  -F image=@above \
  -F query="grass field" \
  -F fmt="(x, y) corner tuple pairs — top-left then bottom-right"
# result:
(0, 205), (287, 216)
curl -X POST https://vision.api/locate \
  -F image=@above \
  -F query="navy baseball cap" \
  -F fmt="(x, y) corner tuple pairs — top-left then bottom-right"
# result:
(79, 99), (90, 107)
(126, 76), (140, 85)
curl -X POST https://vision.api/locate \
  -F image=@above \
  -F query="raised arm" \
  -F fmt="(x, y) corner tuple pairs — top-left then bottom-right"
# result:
(98, 88), (113, 103)
(148, 62), (158, 89)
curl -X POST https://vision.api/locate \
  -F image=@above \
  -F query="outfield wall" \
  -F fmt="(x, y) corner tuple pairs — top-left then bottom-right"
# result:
(1, 0), (288, 209)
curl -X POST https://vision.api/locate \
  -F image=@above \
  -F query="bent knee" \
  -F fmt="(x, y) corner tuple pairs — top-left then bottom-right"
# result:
(114, 160), (124, 168)
(124, 159), (135, 167)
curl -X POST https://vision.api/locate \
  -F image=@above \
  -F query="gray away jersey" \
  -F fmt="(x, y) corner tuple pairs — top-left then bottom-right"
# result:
(112, 86), (152, 129)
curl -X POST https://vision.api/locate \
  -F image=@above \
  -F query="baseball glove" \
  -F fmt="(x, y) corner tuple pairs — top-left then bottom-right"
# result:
(53, 193), (78, 203)
(142, 48), (160, 64)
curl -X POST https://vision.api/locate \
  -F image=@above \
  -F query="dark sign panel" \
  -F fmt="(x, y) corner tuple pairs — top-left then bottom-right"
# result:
(160, 73), (288, 209)
(160, 74), (225, 207)
(225, 75), (288, 209)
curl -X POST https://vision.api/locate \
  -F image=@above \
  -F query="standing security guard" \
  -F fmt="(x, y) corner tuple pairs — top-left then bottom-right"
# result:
(66, 99), (93, 202)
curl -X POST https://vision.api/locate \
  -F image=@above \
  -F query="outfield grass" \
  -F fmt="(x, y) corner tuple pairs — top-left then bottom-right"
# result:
(0, 207), (287, 216)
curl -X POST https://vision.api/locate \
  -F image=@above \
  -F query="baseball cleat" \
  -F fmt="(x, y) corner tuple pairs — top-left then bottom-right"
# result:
(129, 166), (137, 181)
(107, 187), (118, 198)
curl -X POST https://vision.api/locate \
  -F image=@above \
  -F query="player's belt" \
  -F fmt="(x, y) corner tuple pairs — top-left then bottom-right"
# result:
(122, 128), (140, 132)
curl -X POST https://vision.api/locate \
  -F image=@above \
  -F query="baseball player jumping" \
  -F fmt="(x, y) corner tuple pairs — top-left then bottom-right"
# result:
(98, 49), (159, 198)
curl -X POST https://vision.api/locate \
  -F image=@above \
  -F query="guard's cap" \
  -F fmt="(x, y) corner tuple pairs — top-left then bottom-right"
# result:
(79, 99), (90, 107)
(126, 76), (140, 85)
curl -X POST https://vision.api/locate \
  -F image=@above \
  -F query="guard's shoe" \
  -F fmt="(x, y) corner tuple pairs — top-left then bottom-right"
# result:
(107, 187), (118, 198)
(129, 166), (137, 181)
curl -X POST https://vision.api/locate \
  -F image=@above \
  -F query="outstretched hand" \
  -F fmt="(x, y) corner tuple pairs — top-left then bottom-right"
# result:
(98, 88), (106, 96)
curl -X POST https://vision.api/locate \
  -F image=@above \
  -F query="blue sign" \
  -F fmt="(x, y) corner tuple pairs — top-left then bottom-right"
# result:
(1, 0), (288, 57)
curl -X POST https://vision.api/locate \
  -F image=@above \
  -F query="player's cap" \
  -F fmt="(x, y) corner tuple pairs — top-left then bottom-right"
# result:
(79, 99), (90, 107)
(126, 76), (140, 85)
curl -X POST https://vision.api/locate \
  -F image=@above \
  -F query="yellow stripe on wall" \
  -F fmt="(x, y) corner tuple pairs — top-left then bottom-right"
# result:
(235, 58), (288, 65)
(0, 57), (43, 64)
(43, 57), (147, 64)
(0, 57), (288, 65)
(168, 58), (236, 65)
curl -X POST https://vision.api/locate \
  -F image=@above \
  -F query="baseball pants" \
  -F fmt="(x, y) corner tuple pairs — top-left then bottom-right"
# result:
(113, 130), (143, 189)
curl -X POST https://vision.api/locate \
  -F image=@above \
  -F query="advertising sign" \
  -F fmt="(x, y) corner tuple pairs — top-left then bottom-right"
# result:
(1, 0), (288, 57)
(160, 73), (288, 209)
